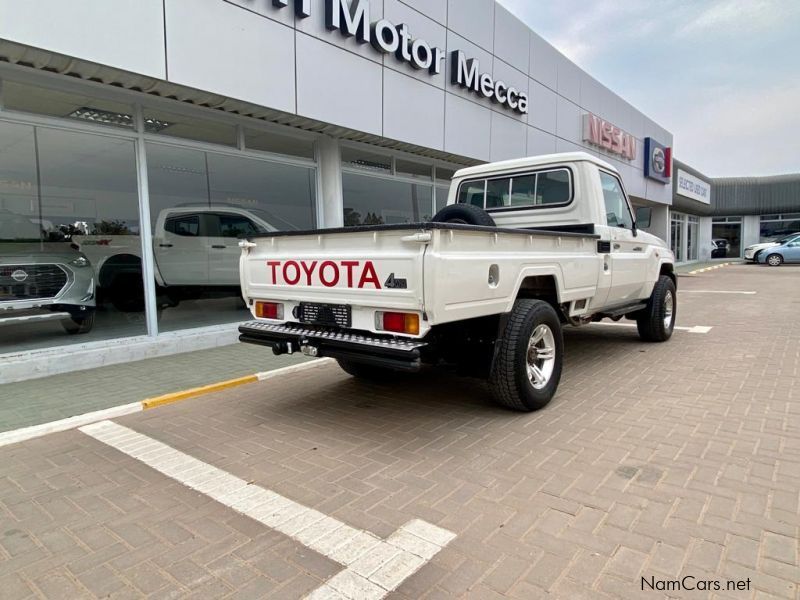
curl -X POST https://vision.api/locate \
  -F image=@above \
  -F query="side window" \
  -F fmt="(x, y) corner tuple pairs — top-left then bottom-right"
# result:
(509, 175), (536, 206)
(164, 215), (199, 237)
(537, 170), (570, 205)
(599, 171), (633, 229)
(486, 177), (511, 208)
(457, 181), (486, 207)
(218, 214), (259, 238)
(459, 169), (572, 210)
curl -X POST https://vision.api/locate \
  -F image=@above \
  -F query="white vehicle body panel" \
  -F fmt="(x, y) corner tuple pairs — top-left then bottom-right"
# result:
(74, 206), (276, 288)
(240, 153), (673, 339)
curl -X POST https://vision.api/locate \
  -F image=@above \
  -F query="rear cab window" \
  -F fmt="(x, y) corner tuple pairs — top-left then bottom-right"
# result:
(457, 167), (572, 211)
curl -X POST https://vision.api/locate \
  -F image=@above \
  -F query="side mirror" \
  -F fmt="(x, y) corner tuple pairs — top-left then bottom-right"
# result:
(635, 207), (652, 229)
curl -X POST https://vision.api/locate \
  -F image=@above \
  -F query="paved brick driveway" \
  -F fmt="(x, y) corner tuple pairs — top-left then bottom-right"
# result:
(1, 264), (798, 599)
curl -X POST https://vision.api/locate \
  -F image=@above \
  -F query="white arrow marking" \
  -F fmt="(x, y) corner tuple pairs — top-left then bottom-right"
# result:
(80, 420), (455, 600)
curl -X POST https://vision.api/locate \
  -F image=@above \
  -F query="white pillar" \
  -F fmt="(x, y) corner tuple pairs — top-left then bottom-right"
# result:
(133, 105), (159, 337)
(316, 135), (344, 228)
(742, 215), (760, 248)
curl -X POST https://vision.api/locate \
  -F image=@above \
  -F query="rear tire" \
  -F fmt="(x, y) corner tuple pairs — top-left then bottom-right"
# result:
(110, 275), (145, 312)
(431, 204), (496, 226)
(636, 275), (676, 342)
(62, 311), (95, 334)
(766, 253), (783, 267)
(488, 299), (563, 411)
(337, 359), (402, 382)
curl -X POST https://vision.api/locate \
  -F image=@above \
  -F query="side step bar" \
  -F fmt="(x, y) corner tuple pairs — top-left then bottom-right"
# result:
(597, 302), (647, 320)
(238, 321), (427, 372)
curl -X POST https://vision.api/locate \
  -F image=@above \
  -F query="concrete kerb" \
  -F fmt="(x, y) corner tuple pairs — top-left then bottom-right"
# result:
(686, 261), (733, 275)
(0, 358), (333, 449)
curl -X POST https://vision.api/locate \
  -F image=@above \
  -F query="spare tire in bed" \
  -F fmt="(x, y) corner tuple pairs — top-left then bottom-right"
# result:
(431, 203), (496, 226)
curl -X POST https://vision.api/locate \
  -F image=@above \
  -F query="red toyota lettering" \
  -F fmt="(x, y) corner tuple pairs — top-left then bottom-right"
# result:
(283, 261), (301, 285)
(267, 261), (280, 283)
(319, 261), (340, 287)
(341, 260), (359, 287)
(358, 261), (381, 289)
(300, 260), (317, 285)
(267, 259), (382, 289)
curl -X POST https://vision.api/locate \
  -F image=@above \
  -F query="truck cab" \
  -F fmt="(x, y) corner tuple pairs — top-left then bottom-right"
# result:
(448, 153), (669, 309)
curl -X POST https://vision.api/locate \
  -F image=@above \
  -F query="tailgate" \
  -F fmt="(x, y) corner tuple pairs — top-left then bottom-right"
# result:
(240, 228), (428, 336)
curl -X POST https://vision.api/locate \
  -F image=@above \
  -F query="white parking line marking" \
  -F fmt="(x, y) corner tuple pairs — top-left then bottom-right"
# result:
(255, 358), (334, 381)
(79, 420), (455, 600)
(680, 290), (756, 295)
(591, 322), (712, 334)
(0, 402), (142, 449)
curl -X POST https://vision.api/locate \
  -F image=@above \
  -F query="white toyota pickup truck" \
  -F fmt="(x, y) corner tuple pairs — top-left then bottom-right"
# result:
(238, 152), (676, 411)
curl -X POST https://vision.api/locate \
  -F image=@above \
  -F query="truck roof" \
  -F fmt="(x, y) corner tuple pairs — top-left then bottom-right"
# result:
(453, 152), (617, 179)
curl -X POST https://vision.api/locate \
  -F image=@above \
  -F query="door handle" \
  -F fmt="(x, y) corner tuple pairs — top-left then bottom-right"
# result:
(613, 243), (621, 250)
(633, 246), (644, 252)
(158, 243), (173, 248)
(211, 245), (226, 249)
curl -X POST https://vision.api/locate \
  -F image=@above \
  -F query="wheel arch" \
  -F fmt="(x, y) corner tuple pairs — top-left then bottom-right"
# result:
(659, 262), (676, 288)
(98, 253), (142, 289)
(513, 271), (562, 313)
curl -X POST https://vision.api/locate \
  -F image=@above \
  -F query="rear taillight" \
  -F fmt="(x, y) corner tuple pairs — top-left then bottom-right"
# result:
(255, 301), (284, 320)
(376, 311), (420, 335)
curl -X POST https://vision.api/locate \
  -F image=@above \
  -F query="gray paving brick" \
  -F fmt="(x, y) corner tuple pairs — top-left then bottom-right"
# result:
(0, 265), (798, 599)
(0, 345), (310, 432)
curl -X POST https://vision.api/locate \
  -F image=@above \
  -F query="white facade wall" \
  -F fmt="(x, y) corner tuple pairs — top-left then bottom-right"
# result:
(0, 0), (674, 205)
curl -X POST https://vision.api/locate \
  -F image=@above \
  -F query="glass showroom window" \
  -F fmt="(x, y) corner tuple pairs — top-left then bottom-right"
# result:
(712, 216), (742, 258)
(687, 215), (699, 261)
(0, 121), (144, 354)
(434, 166), (456, 213)
(759, 213), (800, 241)
(670, 213), (684, 263)
(342, 146), (435, 226)
(146, 142), (317, 332)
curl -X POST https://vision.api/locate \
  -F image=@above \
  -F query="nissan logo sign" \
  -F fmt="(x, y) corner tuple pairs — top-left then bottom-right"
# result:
(11, 269), (28, 282)
(652, 147), (666, 175)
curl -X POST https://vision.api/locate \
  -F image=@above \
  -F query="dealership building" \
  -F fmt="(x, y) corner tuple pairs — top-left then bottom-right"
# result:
(0, 0), (795, 381)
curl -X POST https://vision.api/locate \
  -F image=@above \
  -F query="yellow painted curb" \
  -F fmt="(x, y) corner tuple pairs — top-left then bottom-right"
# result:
(687, 261), (731, 275)
(142, 374), (259, 409)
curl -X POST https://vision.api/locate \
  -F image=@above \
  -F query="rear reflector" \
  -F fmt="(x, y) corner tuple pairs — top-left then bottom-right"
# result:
(255, 301), (283, 320)
(377, 311), (420, 335)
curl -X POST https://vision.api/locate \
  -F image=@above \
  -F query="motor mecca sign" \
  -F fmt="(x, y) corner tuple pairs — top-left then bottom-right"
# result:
(271, 0), (529, 115)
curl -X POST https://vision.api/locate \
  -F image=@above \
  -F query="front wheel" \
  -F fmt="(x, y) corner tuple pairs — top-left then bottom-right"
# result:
(62, 311), (95, 335)
(489, 299), (564, 411)
(636, 275), (676, 342)
(766, 253), (783, 267)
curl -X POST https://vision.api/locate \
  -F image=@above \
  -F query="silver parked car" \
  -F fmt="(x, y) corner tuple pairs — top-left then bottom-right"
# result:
(1, 251), (96, 334)
(744, 233), (800, 262)
(1, 209), (97, 334)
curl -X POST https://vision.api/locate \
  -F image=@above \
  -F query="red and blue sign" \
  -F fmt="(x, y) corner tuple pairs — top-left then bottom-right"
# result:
(644, 138), (672, 184)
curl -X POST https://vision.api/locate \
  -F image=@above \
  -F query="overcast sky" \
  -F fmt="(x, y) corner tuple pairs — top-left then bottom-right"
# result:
(497, 0), (800, 177)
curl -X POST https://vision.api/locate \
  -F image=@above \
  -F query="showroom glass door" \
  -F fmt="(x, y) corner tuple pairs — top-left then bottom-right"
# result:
(711, 217), (742, 259)
(670, 213), (684, 263)
(0, 120), (146, 354)
(687, 216), (699, 261)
